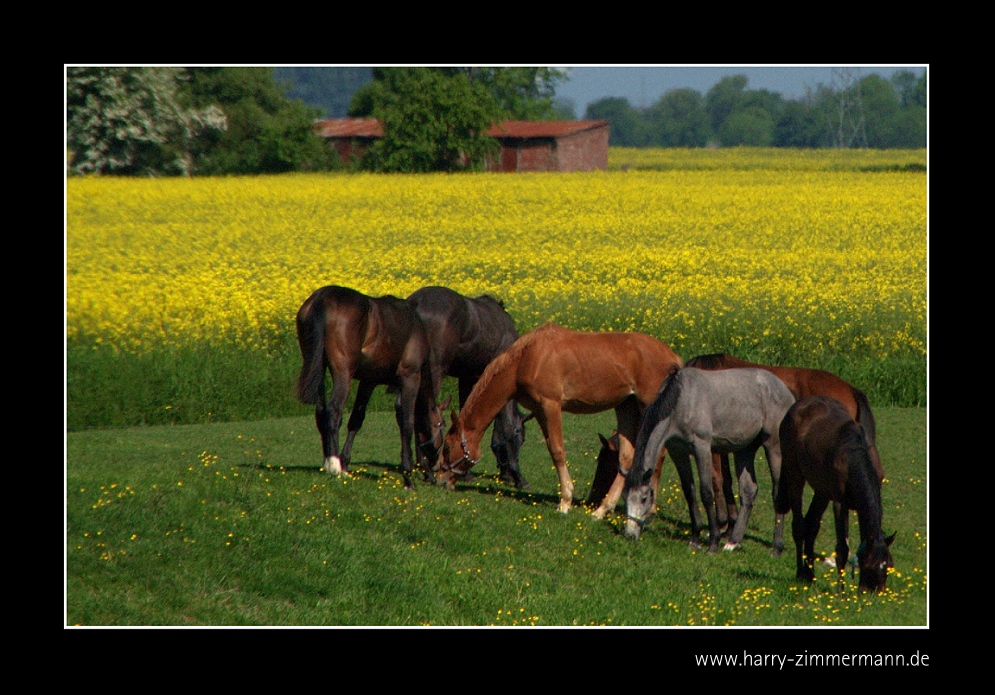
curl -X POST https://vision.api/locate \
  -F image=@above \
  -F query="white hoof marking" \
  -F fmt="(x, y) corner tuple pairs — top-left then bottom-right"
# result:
(324, 456), (343, 475)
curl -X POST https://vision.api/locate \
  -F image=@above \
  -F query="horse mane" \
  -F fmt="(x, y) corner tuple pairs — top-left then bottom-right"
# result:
(460, 323), (558, 416)
(851, 387), (877, 445)
(476, 293), (506, 309)
(631, 364), (682, 474)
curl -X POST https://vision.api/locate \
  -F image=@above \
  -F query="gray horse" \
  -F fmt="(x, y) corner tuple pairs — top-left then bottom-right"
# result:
(623, 366), (796, 553)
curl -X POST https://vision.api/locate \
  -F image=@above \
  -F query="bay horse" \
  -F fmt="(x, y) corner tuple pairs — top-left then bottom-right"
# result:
(683, 353), (882, 549)
(406, 286), (531, 489)
(623, 366), (796, 553)
(295, 285), (444, 489)
(436, 323), (683, 516)
(776, 396), (895, 592)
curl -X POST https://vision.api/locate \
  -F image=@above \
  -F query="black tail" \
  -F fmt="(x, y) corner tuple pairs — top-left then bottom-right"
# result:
(296, 291), (328, 405)
(851, 387), (877, 445)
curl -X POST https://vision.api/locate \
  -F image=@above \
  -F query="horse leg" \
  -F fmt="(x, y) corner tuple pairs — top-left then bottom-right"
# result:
(671, 447), (703, 548)
(802, 492), (831, 581)
(535, 403), (573, 513)
(321, 373), (351, 475)
(394, 373), (422, 489)
(593, 400), (640, 519)
(692, 439), (720, 553)
(339, 380), (375, 472)
(832, 502), (851, 586)
(712, 452), (738, 535)
(764, 440), (787, 557)
(725, 448), (759, 551)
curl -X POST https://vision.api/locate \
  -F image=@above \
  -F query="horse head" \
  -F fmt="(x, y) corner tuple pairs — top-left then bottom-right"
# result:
(436, 410), (480, 489)
(857, 532), (896, 592)
(490, 406), (533, 475)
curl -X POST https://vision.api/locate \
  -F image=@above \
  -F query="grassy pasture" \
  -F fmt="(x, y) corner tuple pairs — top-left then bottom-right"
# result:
(67, 406), (926, 628)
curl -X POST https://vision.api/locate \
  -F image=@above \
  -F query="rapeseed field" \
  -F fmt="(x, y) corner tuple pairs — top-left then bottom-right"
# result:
(65, 148), (927, 428)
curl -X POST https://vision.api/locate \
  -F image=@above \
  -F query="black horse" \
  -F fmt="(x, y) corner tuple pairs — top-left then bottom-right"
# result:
(296, 285), (443, 489)
(406, 286), (531, 489)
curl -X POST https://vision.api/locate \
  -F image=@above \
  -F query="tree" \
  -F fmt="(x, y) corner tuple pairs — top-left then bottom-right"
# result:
(66, 67), (226, 176)
(705, 74), (749, 135)
(348, 67), (568, 172)
(585, 97), (650, 147)
(351, 68), (501, 172)
(184, 67), (337, 174)
(645, 88), (711, 147)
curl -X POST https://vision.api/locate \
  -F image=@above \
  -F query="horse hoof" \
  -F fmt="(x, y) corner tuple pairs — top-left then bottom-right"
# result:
(591, 507), (606, 520)
(770, 547), (783, 558)
(558, 502), (571, 514)
(723, 542), (741, 552)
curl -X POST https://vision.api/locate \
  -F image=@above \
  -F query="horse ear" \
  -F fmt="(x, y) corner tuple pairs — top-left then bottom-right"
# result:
(598, 433), (609, 447)
(521, 412), (535, 423)
(450, 408), (460, 423)
(438, 394), (453, 411)
(885, 532), (897, 547)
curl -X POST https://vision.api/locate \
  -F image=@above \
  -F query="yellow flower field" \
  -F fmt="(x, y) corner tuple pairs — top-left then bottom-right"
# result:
(66, 161), (926, 373)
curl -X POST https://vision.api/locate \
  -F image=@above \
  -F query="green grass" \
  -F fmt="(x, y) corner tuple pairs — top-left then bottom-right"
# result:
(66, 403), (926, 628)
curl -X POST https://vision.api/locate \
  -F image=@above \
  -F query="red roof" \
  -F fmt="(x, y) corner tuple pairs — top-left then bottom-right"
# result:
(486, 120), (608, 138)
(315, 118), (383, 138)
(315, 118), (607, 139)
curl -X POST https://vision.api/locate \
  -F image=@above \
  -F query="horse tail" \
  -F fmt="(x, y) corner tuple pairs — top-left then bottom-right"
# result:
(296, 289), (329, 405)
(851, 387), (878, 446)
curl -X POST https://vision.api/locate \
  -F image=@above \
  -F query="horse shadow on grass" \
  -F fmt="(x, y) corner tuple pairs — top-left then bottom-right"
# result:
(235, 459), (777, 551)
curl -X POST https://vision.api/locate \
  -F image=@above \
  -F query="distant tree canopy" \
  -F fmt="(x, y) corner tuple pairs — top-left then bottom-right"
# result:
(348, 67), (568, 172)
(586, 70), (926, 149)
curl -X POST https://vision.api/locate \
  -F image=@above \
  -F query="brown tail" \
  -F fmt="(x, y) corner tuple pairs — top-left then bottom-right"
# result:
(296, 292), (327, 405)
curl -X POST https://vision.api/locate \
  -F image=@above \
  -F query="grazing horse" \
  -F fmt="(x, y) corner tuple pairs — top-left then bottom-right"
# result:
(437, 323), (683, 516)
(683, 353), (882, 547)
(776, 396), (895, 592)
(295, 285), (442, 489)
(623, 367), (796, 553)
(406, 286), (531, 489)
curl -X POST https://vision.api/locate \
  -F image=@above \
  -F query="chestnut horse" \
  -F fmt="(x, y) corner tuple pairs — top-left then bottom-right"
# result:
(683, 353), (881, 551)
(406, 286), (531, 489)
(436, 323), (683, 515)
(776, 396), (895, 592)
(296, 285), (443, 489)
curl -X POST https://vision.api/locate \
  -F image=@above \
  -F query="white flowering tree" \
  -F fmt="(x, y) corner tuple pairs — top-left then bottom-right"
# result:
(66, 67), (227, 176)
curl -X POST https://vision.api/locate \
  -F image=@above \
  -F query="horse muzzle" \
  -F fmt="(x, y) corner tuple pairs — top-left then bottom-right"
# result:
(623, 515), (644, 540)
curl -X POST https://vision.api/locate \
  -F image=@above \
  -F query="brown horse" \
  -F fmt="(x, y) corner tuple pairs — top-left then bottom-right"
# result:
(437, 323), (683, 515)
(682, 353), (881, 553)
(776, 396), (895, 591)
(296, 285), (444, 489)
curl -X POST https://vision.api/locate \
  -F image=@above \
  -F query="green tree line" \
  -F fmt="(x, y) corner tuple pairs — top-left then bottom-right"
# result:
(585, 72), (926, 148)
(65, 67), (926, 177)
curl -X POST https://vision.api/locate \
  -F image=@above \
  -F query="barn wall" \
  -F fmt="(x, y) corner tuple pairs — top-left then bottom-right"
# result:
(556, 128), (609, 171)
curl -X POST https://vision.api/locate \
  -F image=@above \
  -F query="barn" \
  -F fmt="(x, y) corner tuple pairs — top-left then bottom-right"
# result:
(315, 118), (610, 172)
